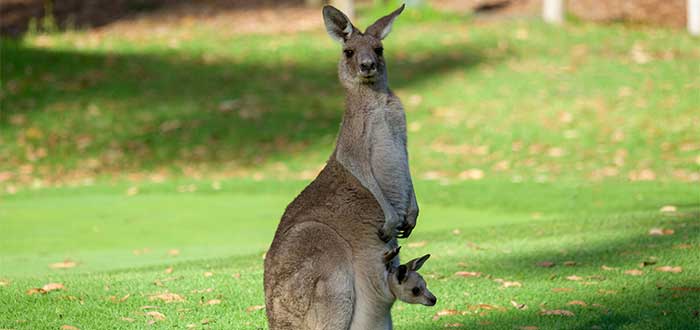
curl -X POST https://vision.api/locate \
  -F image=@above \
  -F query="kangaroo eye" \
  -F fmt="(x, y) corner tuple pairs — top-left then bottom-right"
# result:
(375, 47), (384, 56)
(411, 287), (420, 296)
(344, 49), (354, 58)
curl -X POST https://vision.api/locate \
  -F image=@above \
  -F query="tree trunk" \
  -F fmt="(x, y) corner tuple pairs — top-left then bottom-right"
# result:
(331, 0), (355, 20)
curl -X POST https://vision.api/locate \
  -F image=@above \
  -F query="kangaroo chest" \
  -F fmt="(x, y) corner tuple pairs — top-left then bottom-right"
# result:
(367, 106), (410, 216)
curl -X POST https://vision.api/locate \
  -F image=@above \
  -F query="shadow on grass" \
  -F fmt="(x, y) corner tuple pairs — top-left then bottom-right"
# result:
(0, 37), (493, 172)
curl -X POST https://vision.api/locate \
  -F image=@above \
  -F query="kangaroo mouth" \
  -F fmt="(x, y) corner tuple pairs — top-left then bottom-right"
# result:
(359, 73), (377, 83)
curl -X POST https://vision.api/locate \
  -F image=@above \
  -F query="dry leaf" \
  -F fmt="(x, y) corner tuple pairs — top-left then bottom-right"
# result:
(204, 299), (221, 305)
(61, 326), (79, 330)
(502, 281), (522, 288)
(601, 265), (618, 271)
(552, 288), (574, 293)
(674, 244), (693, 249)
(140, 305), (159, 310)
(624, 269), (644, 276)
(444, 323), (464, 328)
(120, 317), (135, 322)
(201, 319), (214, 325)
(455, 271), (481, 278)
(655, 266), (682, 273)
(164, 267), (173, 274)
(660, 205), (677, 213)
(126, 186), (139, 196)
(232, 273), (241, 279)
(432, 309), (461, 320)
(49, 260), (77, 269)
(566, 275), (583, 281)
(540, 309), (575, 316)
(149, 292), (185, 303)
(0, 279), (10, 286)
(567, 300), (587, 306)
(203, 272), (214, 277)
(537, 261), (555, 268)
(563, 261), (577, 267)
(246, 305), (265, 312)
(407, 241), (427, 248)
(649, 228), (674, 236)
(669, 287), (700, 291)
(168, 249), (180, 256)
(146, 311), (166, 321)
(511, 300), (527, 310)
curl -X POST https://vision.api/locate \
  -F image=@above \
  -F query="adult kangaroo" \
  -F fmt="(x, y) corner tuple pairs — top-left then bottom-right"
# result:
(264, 4), (418, 329)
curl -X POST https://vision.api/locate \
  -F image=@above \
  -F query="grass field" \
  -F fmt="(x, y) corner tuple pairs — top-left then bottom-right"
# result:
(1, 2), (699, 329)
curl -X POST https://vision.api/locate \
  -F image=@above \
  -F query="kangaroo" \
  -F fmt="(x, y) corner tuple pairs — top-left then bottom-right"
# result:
(264, 4), (419, 330)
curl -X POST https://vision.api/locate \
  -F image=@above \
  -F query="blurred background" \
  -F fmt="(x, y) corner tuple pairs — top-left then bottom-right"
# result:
(1, 0), (698, 188)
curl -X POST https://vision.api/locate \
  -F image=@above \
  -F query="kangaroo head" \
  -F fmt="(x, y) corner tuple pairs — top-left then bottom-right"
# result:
(388, 254), (437, 306)
(322, 4), (404, 88)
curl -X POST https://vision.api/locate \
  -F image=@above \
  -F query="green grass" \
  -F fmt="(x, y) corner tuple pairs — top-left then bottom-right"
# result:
(1, 3), (699, 330)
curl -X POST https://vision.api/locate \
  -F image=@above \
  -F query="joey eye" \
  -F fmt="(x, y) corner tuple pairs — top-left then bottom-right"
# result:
(344, 49), (354, 58)
(411, 287), (420, 296)
(374, 47), (384, 56)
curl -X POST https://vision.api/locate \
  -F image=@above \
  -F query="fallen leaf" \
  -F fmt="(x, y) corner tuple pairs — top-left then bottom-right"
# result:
(140, 305), (159, 310)
(674, 244), (693, 249)
(126, 186), (139, 196)
(540, 309), (575, 316)
(552, 288), (574, 293)
(433, 309), (461, 320)
(537, 261), (555, 268)
(49, 260), (78, 269)
(246, 305), (265, 312)
(502, 281), (522, 288)
(232, 273), (241, 279)
(0, 279), (10, 286)
(407, 241), (427, 248)
(649, 228), (674, 236)
(146, 311), (166, 321)
(567, 300), (587, 306)
(27, 288), (45, 295)
(203, 272), (214, 277)
(120, 317), (135, 322)
(624, 269), (644, 276)
(669, 287), (700, 291)
(168, 249), (180, 256)
(444, 323), (464, 328)
(660, 205), (677, 213)
(455, 271), (481, 278)
(511, 300), (527, 310)
(204, 299), (221, 305)
(655, 266), (682, 273)
(566, 275), (583, 281)
(149, 292), (185, 303)
(200, 319), (214, 325)
(563, 261), (577, 267)
(164, 267), (173, 274)
(61, 326), (79, 330)
(601, 265), (618, 271)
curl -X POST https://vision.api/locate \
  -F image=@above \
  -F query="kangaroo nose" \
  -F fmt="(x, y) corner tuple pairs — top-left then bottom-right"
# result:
(360, 60), (376, 73)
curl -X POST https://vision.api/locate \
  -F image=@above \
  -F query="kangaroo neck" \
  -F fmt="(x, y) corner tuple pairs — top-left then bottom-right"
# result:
(344, 82), (391, 112)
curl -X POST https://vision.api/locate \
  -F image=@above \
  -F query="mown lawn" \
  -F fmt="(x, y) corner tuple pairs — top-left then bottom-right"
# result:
(1, 2), (699, 329)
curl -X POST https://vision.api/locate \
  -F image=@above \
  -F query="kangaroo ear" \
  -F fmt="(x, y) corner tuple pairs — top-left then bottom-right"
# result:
(323, 5), (357, 44)
(396, 265), (408, 284)
(383, 246), (401, 266)
(406, 254), (430, 271)
(365, 4), (405, 40)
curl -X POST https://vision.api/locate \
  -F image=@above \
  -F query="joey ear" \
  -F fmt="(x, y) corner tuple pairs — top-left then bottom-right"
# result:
(406, 254), (430, 271)
(396, 265), (408, 284)
(365, 4), (405, 40)
(323, 5), (357, 44)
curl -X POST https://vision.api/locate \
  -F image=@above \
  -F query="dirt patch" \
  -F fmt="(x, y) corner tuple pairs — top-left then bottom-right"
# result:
(432, 0), (687, 28)
(0, 0), (309, 36)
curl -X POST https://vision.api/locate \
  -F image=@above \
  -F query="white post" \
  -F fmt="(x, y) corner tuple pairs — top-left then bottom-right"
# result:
(690, 0), (700, 36)
(331, 0), (355, 21)
(543, 0), (564, 24)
